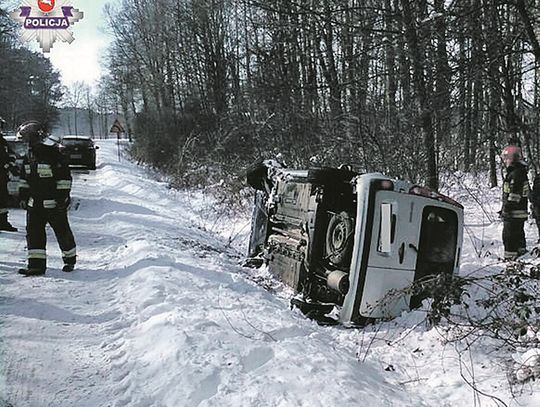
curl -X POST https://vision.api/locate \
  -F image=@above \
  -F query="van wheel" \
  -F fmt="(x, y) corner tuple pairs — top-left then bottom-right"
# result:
(325, 211), (354, 266)
(246, 159), (269, 191)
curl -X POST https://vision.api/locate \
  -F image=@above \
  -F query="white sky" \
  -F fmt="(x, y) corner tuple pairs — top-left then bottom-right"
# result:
(10, 0), (115, 86)
(48, 0), (114, 85)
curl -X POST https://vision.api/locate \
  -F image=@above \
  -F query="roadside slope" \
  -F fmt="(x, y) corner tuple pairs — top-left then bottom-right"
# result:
(1, 141), (430, 406)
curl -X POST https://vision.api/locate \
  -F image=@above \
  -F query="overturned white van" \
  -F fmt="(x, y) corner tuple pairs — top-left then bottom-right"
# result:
(246, 162), (464, 325)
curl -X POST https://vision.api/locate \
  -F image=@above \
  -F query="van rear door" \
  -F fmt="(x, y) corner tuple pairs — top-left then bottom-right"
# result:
(358, 190), (420, 317)
(358, 192), (461, 318)
(410, 205), (459, 308)
(340, 176), (463, 324)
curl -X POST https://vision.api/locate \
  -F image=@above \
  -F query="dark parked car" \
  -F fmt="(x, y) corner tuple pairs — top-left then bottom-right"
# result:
(60, 135), (98, 169)
(246, 161), (464, 325)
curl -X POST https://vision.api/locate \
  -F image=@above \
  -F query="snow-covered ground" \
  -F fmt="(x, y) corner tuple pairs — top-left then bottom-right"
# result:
(1, 140), (539, 406)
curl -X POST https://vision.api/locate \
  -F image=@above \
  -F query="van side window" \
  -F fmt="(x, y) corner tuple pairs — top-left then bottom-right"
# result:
(378, 203), (395, 253)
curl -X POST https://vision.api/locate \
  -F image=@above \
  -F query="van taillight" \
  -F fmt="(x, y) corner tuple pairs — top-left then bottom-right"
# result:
(409, 186), (432, 198)
(374, 180), (394, 190)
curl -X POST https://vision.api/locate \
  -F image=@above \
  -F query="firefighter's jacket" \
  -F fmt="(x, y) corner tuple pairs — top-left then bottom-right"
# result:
(19, 144), (72, 210)
(502, 161), (529, 219)
(0, 135), (12, 178)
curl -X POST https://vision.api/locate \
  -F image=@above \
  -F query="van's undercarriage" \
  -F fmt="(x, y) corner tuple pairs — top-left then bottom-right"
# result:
(248, 164), (357, 308)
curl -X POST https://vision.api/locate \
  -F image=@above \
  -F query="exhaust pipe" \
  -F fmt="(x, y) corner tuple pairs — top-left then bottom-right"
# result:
(327, 270), (350, 294)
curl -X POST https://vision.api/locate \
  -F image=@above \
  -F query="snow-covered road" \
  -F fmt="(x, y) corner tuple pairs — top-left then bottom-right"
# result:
(1, 140), (539, 406)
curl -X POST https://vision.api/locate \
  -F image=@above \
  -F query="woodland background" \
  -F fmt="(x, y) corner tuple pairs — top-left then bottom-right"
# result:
(2, 0), (540, 192)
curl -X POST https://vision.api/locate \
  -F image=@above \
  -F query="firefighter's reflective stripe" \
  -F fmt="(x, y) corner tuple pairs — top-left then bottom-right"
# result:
(503, 182), (529, 197)
(508, 210), (528, 219)
(28, 249), (46, 259)
(62, 248), (77, 258)
(25, 164), (31, 174)
(508, 193), (522, 202)
(504, 250), (518, 259)
(43, 199), (56, 209)
(19, 180), (29, 188)
(0, 208), (8, 214)
(37, 164), (53, 178)
(26, 198), (58, 209)
(56, 180), (72, 190)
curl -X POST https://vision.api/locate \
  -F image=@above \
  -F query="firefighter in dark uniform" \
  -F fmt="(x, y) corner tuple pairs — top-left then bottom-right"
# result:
(17, 121), (77, 276)
(501, 144), (529, 260)
(0, 117), (17, 232)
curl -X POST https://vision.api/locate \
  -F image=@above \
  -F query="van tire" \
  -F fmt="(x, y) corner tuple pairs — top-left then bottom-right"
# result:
(246, 159), (269, 191)
(325, 211), (354, 266)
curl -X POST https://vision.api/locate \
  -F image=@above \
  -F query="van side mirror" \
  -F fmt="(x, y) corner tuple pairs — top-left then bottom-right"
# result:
(378, 203), (392, 253)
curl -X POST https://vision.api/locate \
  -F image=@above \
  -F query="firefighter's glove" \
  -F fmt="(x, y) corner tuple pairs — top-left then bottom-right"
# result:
(56, 197), (71, 211)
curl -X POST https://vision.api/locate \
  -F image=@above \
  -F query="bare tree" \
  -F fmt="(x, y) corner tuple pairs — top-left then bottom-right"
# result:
(100, 0), (540, 192)
(63, 81), (85, 135)
(83, 84), (95, 138)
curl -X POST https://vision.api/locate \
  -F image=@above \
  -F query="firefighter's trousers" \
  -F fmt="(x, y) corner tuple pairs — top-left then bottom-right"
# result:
(26, 207), (76, 270)
(503, 219), (526, 259)
(0, 172), (8, 215)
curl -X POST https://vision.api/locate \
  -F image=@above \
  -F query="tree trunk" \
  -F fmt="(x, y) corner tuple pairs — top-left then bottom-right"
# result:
(434, 0), (452, 170)
(400, 0), (438, 190)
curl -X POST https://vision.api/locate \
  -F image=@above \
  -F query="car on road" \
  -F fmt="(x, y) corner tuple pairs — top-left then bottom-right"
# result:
(245, 161), (464, 325)
(60, 135), (98, 170)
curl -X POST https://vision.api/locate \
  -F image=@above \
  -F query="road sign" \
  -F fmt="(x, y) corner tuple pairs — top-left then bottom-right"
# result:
(109, 119), (125, 134)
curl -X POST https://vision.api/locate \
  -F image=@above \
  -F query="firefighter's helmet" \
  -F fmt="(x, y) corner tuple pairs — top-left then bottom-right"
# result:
(501, 145), (522, 164)
(16, 120), (47, 145)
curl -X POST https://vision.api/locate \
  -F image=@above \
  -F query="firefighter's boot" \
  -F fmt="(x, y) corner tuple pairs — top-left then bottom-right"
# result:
(62, 264), (74, 272)
(18, 268), (46, 276)
(0, 213), (17, 232)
